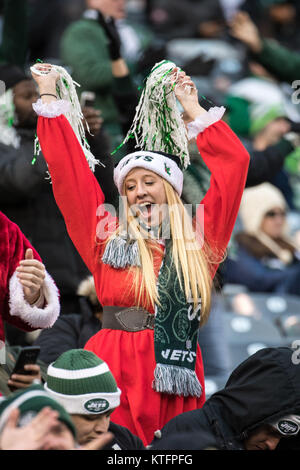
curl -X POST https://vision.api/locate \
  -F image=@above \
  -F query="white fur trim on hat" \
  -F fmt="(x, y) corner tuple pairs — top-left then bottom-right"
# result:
(114, 151), (183, 196)
(44, 385), (121, 415)
(9, 270), (60, 329)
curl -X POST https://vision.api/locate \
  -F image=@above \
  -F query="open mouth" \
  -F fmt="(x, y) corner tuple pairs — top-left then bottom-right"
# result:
(132, 202), (153, 221)
(138, 202), (152, 216)
(130, 202), (167, 229)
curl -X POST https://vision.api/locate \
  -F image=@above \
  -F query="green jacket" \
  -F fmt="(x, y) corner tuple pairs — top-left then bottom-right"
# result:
(253, 39), (300, 181)
(61, 18), (118, 124)
(60, 17), (136, 153)
(255, 39), (300, 84)
(0, 0), (28, 67)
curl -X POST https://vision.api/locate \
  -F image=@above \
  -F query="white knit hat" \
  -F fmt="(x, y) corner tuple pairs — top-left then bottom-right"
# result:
(239, 183), (287, 235)
(114, 150), (184, 196)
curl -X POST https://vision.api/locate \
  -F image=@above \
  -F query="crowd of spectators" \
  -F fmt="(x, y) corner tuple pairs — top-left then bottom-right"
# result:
(0, 0), (300, 451)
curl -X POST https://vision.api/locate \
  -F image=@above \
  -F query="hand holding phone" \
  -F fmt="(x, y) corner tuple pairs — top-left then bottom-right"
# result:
(80, 92), (103, 136)
(80, 91), (96, 108)
(8, 346), (41, 391)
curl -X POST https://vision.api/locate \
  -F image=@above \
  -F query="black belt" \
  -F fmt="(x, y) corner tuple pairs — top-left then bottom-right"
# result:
(102, 306), (155, 332)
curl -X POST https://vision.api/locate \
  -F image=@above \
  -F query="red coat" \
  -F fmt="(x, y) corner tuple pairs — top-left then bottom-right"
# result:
(0, 212), (41, 343)
(0, 211), (61, 348)
(37, 115), (249, 445)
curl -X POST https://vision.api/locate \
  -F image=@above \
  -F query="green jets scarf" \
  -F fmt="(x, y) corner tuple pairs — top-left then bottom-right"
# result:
(102, 234), (202, 397)
(153, 237), (202, 397)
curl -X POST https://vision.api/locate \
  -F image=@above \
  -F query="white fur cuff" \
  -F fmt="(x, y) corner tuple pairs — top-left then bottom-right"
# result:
(187, 106), (226, 140)
(32, 99), (70, 118)
(9, 271), (60, 329)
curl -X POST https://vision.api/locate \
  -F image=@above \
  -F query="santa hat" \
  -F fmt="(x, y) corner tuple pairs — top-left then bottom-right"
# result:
(45, 349), (121, 415)
(114, 150), (183, 196)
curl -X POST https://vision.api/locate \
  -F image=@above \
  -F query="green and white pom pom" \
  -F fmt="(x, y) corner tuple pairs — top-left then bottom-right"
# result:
(31, 63), (101, 172)
(121, 60), (190, 169)
(0, 88), (20, 148)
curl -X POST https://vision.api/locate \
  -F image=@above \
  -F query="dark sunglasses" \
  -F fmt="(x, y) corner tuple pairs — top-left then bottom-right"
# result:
(265, 210), (286, 218)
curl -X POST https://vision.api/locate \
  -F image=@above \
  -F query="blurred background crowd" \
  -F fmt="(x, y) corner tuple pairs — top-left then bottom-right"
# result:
(0, 0), (300, 398)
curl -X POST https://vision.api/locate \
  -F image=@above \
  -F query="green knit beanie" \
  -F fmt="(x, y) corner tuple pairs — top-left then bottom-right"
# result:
(249, 104), (286, 136)
(0, 384), (76, 438)
(45, 349), (121, 415)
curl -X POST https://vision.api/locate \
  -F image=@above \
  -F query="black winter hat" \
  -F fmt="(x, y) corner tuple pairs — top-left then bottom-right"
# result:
(0, 64), (29, 90)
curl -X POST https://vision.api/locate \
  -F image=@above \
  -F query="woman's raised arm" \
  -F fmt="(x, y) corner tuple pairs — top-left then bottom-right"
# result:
(174, 71), (250, 277)
(31, 64), (116, 273)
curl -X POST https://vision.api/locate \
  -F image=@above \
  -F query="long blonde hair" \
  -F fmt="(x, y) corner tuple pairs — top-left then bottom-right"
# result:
(104, 179), (214, 326)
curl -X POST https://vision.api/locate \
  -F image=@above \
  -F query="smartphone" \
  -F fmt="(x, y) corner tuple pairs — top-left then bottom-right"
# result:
(10, 346), (41, 376)
(80, 91), (96, 108)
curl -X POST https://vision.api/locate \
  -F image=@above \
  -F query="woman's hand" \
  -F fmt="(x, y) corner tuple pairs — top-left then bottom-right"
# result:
(17, 249), (46, 305)
(31, 63), (60, 101)
(172, 68), (206, 122)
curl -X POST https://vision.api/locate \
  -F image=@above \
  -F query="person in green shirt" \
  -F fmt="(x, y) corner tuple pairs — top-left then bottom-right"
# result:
(60, 0), (137, 160)
(229, 10), (300, 84)
(229, 10), (300, 195)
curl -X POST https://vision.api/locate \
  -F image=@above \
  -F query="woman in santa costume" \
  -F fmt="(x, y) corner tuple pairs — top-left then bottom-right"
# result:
(30, 61), (249, 445)
(0, 211), (60, 353)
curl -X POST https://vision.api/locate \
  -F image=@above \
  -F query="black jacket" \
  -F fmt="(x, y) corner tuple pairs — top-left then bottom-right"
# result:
(182, 138), (294, 211)
(105, 422), (145, 450)
(0, 126), (118, 312)
(151, 347), (300, 450)
(34, 298), (101, 365)
(245, 139), (294, 188)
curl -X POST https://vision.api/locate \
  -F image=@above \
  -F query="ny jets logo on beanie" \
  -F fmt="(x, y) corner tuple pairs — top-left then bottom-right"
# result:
(84, 398), (109, 413)
(45, 349), (121, 415)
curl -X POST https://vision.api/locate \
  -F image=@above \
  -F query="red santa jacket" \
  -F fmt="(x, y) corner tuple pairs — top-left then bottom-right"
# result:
(0, 211), (60, 345)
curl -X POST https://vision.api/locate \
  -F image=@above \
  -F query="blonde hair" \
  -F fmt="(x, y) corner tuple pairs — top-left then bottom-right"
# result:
(104, 179), (214, 326)
(162, 180), (212, 325)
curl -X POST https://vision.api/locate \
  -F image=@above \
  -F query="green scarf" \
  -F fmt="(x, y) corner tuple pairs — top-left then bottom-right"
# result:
(153, 237), (202, 397)
(102, 234), (202, 397)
